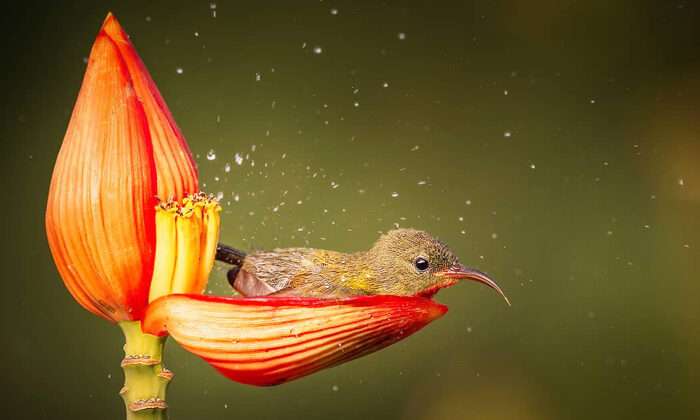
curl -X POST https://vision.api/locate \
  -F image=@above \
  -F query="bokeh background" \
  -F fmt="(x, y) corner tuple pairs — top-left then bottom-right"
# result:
(2, 1), (699, 418)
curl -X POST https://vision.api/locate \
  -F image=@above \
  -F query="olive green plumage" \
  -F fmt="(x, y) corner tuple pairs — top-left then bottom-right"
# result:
(238, 228), (461, 298)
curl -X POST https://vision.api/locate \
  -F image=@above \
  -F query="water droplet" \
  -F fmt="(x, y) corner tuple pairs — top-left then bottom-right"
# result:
(465, 200), (472, 205)
(504, 89), (509, 95)
(529, 163), (536, 169)
(206, 149), (216, 160)
(330, 8), (338, 15)
(255, 73), (261, 82)
(491, 232), (498, 239)
(391, 192), (399, 198)
(417, 180), (426, 185)
(176, 67), (183, 74)
(382, 82), (389, 88)
(216, 191), (224, 200)
(678, 178), (685, 186)
(210, 2), (217, 9)
(353, 101), (359, 107)
(411, 145), (420, 151)
(224, 163), (231, 172)
(398, 32), (406, 40)
(332, 385), (339, 391)
(313, 46), (323, 54)
(235, 153), (243, 165)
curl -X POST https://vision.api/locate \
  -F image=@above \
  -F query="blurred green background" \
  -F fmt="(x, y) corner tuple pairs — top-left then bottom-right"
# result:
(2, 0), (699, 418)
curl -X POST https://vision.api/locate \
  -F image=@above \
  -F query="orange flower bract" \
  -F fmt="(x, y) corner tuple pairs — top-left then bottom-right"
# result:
(46, 14), (198, 322)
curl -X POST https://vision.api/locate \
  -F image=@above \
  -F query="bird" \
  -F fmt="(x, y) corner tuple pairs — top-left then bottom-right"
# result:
(215, 228), (508, 303)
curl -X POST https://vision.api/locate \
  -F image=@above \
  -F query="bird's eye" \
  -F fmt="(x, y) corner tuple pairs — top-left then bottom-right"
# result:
(414, 257), (429, 272)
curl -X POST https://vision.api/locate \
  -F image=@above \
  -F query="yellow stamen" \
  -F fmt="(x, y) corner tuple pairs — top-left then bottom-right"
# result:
(148, 193), (221, 302)
(194, 202), (221, 293)
(148, 205), (178, 302)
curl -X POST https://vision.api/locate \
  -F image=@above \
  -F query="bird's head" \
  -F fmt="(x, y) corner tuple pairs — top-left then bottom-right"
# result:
(366, 228), (509, 304)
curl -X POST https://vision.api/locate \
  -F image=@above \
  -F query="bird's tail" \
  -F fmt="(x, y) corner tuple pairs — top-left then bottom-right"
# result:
(215, 243), (247, 266)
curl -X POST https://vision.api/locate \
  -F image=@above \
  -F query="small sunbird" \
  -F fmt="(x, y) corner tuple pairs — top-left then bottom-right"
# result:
(215, 228), (509, 304)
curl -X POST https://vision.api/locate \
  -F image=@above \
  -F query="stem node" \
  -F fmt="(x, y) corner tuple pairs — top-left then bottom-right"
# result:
(118, 321), (170, 420)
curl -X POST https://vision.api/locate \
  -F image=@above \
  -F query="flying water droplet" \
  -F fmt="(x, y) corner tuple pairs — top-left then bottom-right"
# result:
(206, 150), (216, 160)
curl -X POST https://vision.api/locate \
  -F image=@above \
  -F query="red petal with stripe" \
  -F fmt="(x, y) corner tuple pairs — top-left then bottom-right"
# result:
(142, 294), (447, 386)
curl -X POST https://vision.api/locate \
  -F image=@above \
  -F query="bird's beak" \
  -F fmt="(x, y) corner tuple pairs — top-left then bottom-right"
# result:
(436, 264), (510, 306)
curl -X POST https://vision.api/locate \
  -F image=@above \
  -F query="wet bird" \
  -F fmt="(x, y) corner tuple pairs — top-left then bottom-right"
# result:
(215, 228), (508, 303)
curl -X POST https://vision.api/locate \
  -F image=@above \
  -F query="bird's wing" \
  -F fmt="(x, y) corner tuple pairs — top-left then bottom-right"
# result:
(242, 248), (316, 291)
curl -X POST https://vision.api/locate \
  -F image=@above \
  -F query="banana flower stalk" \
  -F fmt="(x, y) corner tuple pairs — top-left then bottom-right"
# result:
(46, 14), (447, 419)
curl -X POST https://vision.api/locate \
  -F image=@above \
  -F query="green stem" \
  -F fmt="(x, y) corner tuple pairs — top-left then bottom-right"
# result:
(118, 321), (172, 420)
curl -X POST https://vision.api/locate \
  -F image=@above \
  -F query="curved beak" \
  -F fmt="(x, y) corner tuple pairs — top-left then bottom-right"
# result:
(436, 264), (510, 306)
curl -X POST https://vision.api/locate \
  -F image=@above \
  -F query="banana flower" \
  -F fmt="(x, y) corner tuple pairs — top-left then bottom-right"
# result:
(45, 14), (448, 419)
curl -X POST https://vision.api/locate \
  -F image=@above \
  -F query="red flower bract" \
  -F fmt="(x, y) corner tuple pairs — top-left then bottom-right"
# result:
(143, 294), (448, 386)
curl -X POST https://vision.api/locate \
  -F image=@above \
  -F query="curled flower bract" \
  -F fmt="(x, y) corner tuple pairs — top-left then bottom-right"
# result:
(142, 294), (448, 386)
